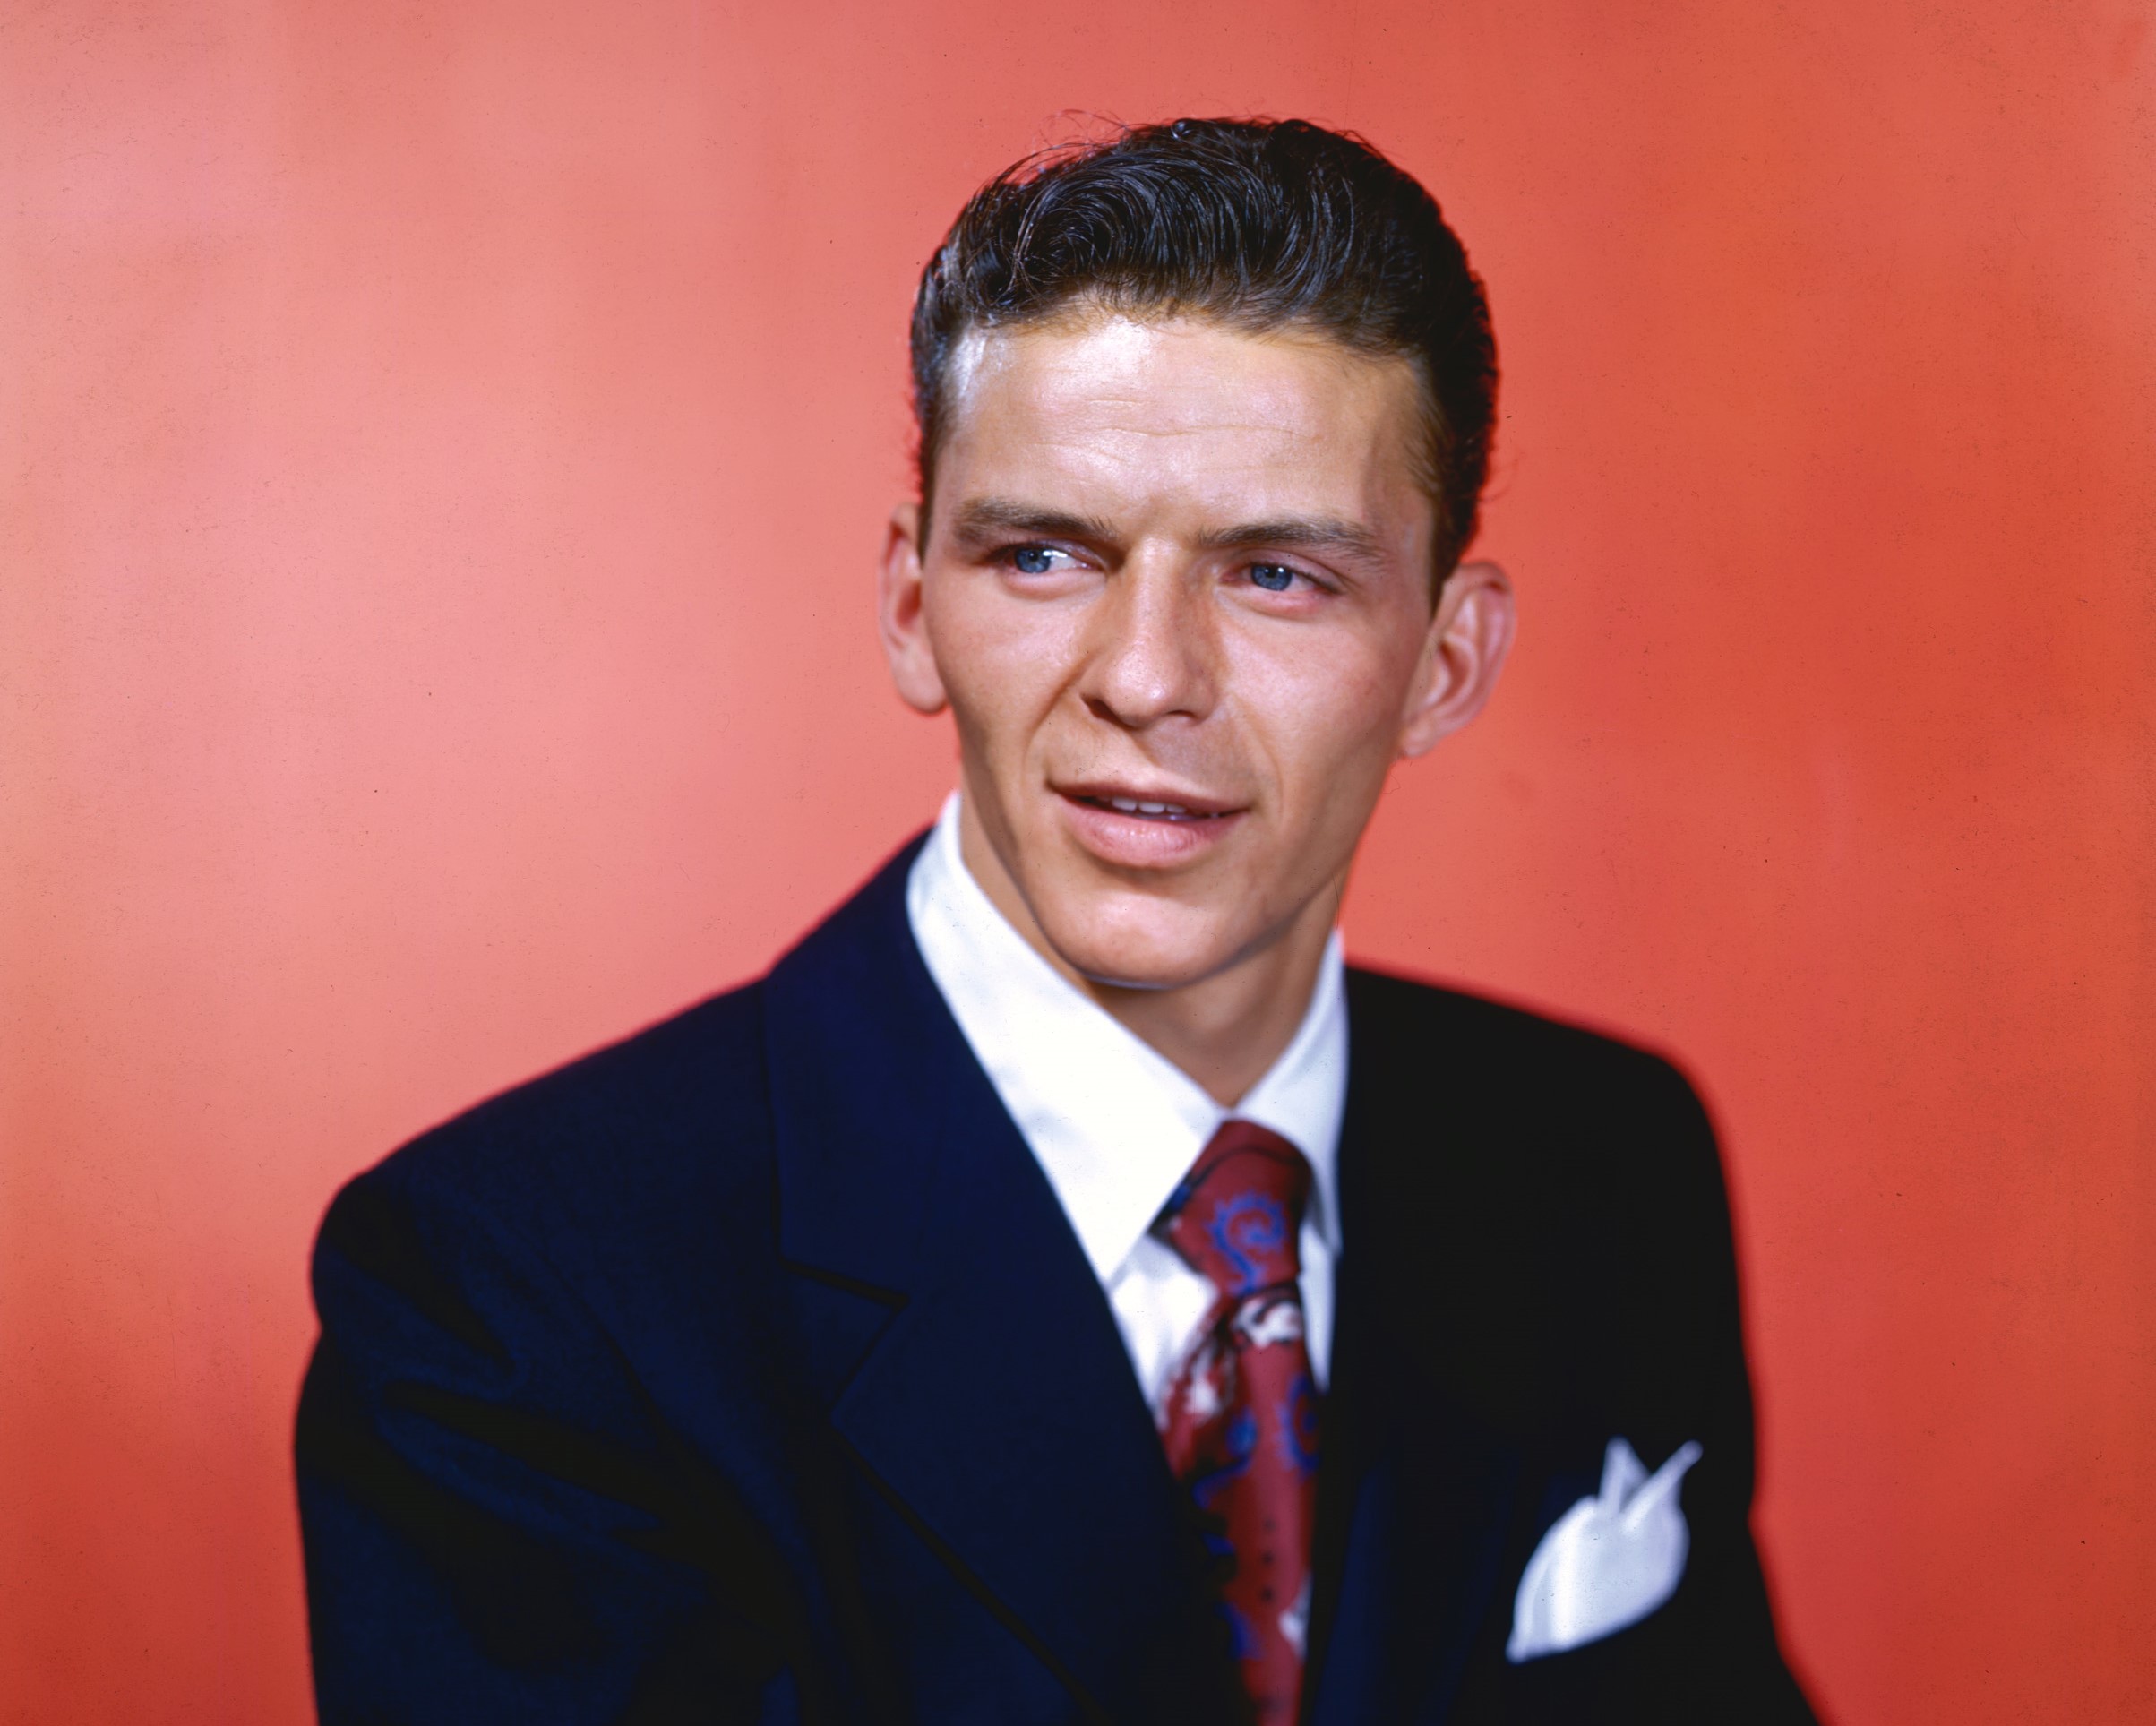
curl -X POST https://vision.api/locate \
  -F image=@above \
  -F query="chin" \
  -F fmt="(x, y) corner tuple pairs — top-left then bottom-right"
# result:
(1033, 893), (1243, 993)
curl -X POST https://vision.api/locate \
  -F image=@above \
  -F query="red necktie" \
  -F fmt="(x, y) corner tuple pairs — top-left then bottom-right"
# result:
(1157, 1120), (1320, 1726)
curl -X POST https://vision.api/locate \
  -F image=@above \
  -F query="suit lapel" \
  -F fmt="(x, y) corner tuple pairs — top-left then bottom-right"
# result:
(762, 854), (1533, 1721)
(764, 841), (1239, 1722)
(1303, 969), (1530, 1724)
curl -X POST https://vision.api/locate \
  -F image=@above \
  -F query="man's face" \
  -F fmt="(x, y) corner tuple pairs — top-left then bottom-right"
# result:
(880, 311), (1510, 994)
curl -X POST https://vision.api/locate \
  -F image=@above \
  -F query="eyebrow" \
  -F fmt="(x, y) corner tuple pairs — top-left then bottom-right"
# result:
(947, 498), (1122, 546)
(948, 496), (1387, 566)
(1196, 517), (1387, 565)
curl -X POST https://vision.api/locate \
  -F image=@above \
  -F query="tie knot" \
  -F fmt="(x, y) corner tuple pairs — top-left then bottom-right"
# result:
(1161, 1119), (1311, 1299)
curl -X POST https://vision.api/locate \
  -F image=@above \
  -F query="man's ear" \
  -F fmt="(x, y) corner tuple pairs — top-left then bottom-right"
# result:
(1396, 559), (1516, 759)
(879, 502), (949, 716)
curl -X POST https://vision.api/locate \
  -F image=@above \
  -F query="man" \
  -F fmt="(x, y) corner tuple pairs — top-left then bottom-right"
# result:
(297, 119), (1817, 1723)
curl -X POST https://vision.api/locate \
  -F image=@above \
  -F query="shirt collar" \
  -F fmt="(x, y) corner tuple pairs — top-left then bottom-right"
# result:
(905, 793), (1346, 1283)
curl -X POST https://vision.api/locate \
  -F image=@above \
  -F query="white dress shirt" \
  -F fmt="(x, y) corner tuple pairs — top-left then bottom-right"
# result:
(906, 793), (1348, 1418)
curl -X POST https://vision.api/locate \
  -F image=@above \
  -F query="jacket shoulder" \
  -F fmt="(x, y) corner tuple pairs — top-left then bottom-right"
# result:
(324, 981), (775, 1277)
(1342, 965), (1736, 1423)
(1344, 962), (1698, 1109)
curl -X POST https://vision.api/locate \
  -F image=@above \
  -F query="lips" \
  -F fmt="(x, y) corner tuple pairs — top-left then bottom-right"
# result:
(1053, 782), (1248, 868)
(1087, 795), (1213, 820)
(1058, 782), (1243, 820)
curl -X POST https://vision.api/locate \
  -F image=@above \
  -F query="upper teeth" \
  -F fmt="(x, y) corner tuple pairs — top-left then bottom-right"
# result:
(1109, 797), (1187, 815)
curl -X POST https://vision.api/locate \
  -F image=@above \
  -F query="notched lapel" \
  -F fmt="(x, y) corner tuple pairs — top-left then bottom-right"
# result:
(1305, 1245), (1525, 1726)
(764, 842), (1238, 1722)
(1304, 971), (1536, 1724)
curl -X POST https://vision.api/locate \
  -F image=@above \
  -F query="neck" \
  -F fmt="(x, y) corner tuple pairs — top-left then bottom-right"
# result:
(956, 803), (1339, 1106)
(1087, 936), (1333, 1106)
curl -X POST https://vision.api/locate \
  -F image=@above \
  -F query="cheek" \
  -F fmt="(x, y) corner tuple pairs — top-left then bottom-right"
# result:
(923, 580), (1080, 741)
(1241, 630), (1419, 803)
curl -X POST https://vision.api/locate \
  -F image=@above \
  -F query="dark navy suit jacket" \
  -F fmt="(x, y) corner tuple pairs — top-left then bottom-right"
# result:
(296, 837), (1817, 1723)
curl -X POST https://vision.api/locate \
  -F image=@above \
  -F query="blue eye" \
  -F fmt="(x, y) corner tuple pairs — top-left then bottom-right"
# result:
(1012, 545), (1059, 574)
(1250, 563), (1297, 592)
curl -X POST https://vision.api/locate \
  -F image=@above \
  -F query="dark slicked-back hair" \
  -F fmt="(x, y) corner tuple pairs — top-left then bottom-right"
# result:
(910, 117), (1498, 584)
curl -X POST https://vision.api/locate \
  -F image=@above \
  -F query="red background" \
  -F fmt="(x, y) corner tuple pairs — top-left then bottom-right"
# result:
(4, 2), (2151, 1720)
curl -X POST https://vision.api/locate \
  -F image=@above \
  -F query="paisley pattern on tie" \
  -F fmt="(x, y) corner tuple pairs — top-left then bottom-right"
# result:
(1157, 1120), (1319, 1726)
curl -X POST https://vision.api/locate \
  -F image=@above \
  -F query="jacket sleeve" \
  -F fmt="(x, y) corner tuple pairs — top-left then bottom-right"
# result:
(1642, 1061), (1817, 1720)
(296, 1156), (818, 1725)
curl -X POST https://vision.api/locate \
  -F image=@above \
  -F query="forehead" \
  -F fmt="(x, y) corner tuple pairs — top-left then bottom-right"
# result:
(936, 313), (1430, 532)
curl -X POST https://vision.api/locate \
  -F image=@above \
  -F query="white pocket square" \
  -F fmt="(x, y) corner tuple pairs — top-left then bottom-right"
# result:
(1506, 1437), (1703, 1662)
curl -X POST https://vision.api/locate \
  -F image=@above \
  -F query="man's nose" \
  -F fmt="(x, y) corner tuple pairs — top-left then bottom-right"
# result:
(1078, 555), (1222, 730)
